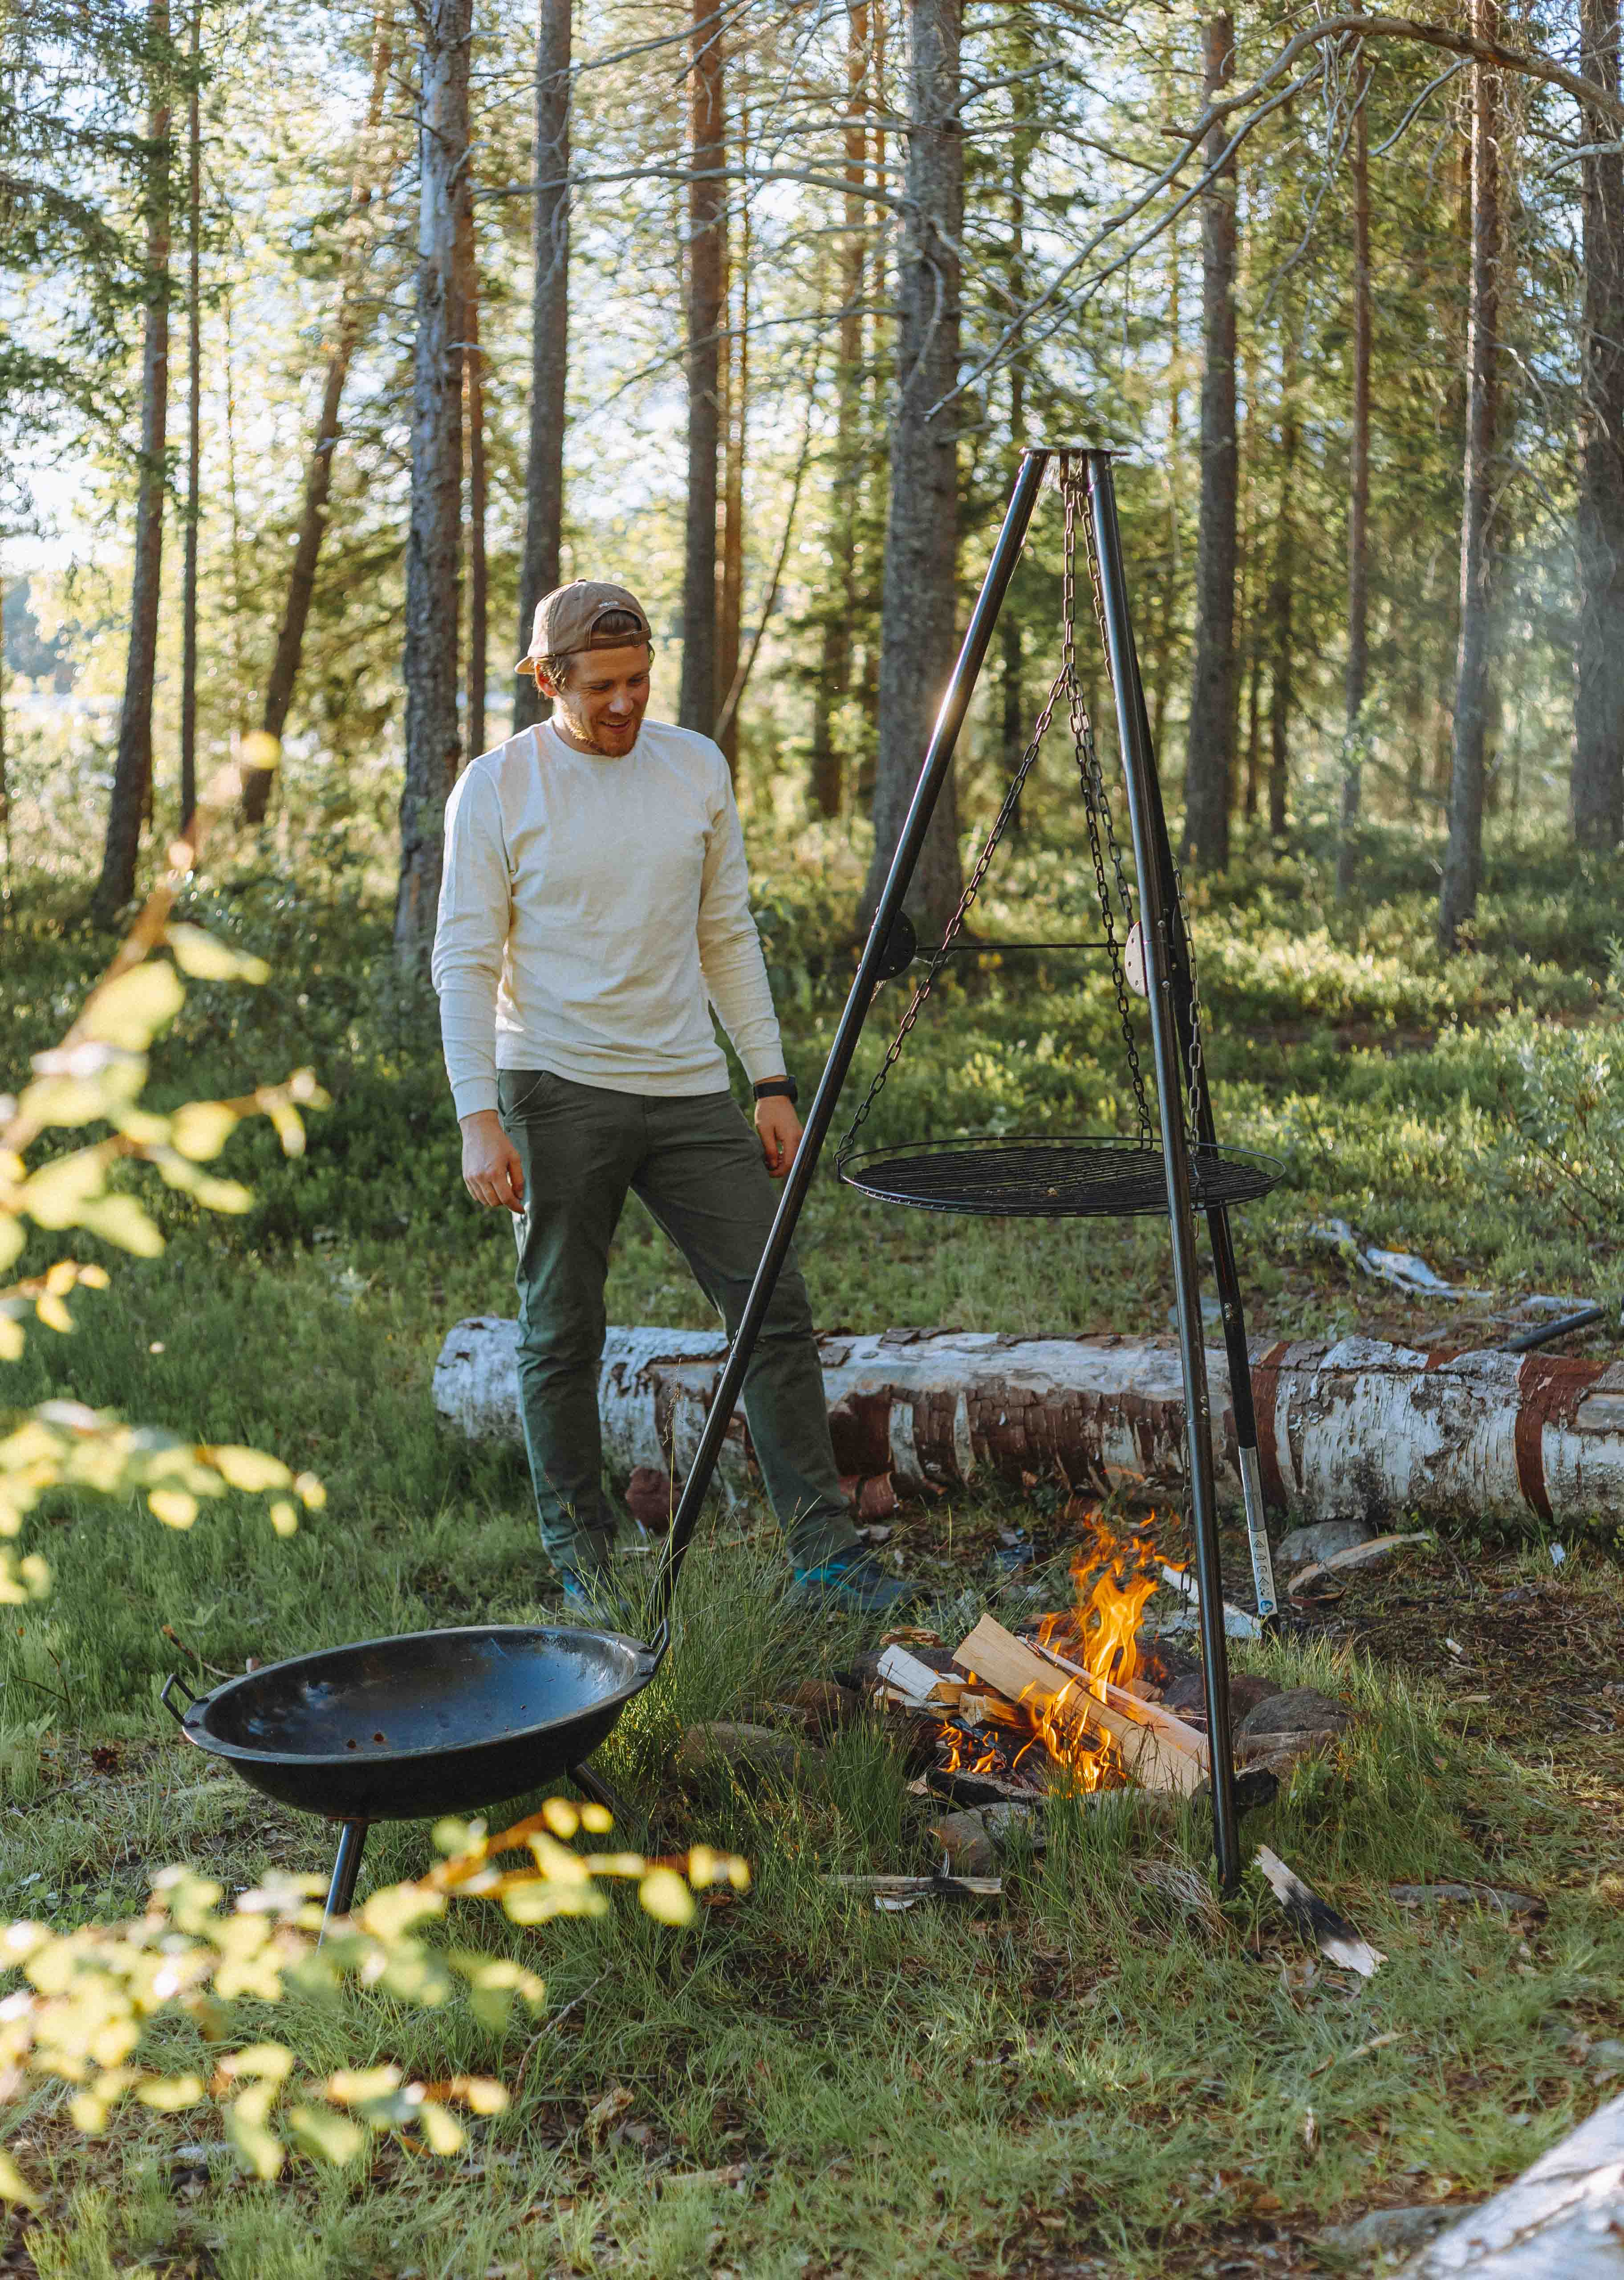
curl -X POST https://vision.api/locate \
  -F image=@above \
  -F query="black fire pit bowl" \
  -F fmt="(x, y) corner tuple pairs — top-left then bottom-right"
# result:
(163, 1623), (659, 1825)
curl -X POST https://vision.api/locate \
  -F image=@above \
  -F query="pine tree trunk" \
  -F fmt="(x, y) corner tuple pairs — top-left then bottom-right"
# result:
(716, 92), (747, 770)
(1336, 50), (1372, 898)
(460, 186), (487, 762)
(1001, 33), (1034, 806)
(180, 0), (201, 835)
(93, 0), (171, 926)
(1438, 0), (1501, 953)
(680, 1), (726, 735)
(513, 0), (570, 737)
(809, 1), (869, 818)
(394, 0), (469, 969)
(1267, 293), (1298, 842)
(1572, 0), (1624, 849)
(862, 0), (964, 933)
(1181, 10), (1239, 872)
(246, 2), (394, 818)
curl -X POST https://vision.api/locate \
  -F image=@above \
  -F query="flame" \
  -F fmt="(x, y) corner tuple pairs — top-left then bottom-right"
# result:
(934, 1511), (1185, 1795)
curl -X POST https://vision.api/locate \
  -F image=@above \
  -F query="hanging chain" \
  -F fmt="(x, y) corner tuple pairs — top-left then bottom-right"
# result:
(1063, 465), (1155, 1148)
(836, 454), (1195, 1171)
(836, 665), (1069, 1171)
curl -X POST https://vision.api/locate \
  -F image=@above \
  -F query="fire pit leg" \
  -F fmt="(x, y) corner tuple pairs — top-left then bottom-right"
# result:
(319, 1820), (368, 1942)
(568, 1761), (632, 1829)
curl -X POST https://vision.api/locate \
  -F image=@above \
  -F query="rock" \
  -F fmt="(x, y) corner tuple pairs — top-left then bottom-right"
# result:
(1318, 2203), (1458, 2257)
(1163, 1673), (1281, 1727)
(927, 1811), (995, 1875)
(1590, 2039), (1624, 2081)
(982, 1802), (1043, 1850)
(675, 1722), (823, 1789)
(1279, 1519), (1375, 1568)
(1236, 1686), (1352, 1740)
(784, 1678), (861, 1736)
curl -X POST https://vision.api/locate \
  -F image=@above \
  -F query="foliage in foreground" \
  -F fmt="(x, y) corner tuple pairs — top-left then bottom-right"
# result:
(0, 763), (744, 2205)
(0, 1801), (744, 2209)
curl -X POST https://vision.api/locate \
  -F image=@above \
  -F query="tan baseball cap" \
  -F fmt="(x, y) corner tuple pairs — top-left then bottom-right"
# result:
(516, 580), (652, 672)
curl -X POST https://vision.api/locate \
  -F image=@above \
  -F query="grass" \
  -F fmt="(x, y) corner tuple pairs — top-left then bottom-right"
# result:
(2, 815), (1623, 2274)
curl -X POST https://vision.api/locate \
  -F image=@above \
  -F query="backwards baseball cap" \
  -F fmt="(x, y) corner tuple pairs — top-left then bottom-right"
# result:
(516, 579), (652, 672)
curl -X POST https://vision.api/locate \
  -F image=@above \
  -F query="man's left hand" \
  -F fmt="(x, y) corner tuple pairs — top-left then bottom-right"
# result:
(754, 1094), (803, 1180)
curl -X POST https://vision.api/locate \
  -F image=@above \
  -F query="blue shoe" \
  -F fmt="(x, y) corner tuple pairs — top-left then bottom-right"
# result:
(792, 1547), (926, 1614)
(557, 1565), (637, 1630)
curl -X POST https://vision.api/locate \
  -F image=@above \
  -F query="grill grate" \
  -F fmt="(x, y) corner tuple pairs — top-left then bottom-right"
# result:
(839, 1134), (1286, 1220)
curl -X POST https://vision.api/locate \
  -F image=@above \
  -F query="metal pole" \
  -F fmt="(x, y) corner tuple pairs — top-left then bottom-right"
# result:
(650, 448), (1052, 1638)
(1085, 451), (1242, 1893)
(320, 1820), (368, 1942)
(1123, 631), (1277, 1624)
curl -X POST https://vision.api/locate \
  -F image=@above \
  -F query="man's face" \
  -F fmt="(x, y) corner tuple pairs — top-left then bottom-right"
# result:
(542, 643), (652, 756)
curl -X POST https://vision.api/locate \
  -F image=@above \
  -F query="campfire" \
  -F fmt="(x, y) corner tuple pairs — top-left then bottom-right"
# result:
(872, 1518), (1213, 1804)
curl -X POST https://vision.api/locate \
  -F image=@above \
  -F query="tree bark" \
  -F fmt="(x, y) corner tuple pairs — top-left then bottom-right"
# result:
(1181, 11), (1240, 873)
(715, 89), (747, 771)
(512, 0), (570, 737)
(863, 0), (964, 933)
(810, 1), (869, 819)
(434, 1317), (1624, 1533)
(179, 0), (201, 836)
(93, 0), (171, 926)
(1267, 278), (1298, 842)
(1000, 33), (1034, 807)
(394, 0), (470, 969)
(680, 1), (726, 735)
(1571, 0), (1624, 850)
(1438, 0), (1501, 953)
(245, 2), (394, 819)
(1336, 48), (1373, 898)
(460, 181), (487, 762)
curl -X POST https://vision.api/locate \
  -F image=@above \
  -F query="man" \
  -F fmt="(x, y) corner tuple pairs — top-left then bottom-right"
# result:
(433, 578), (918, 1614)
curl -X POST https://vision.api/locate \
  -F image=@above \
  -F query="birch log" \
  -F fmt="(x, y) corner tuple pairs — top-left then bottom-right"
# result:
(431, 1319), (1624, 1530)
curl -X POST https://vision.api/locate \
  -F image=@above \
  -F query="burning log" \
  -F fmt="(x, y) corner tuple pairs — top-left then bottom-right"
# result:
(953, 1614), (1208, 1799)
(432, 1318), (1624, 1529)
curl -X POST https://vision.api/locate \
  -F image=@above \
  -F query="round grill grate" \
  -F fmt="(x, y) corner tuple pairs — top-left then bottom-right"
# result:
(839, 1135), (1286, 1220)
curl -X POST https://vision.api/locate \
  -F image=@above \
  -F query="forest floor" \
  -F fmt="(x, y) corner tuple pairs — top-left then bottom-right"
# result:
(1, 819), (1623, 2277)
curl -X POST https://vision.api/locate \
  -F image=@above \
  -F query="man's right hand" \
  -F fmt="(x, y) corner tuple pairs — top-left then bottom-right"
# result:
(461, 1110), (525, 1211)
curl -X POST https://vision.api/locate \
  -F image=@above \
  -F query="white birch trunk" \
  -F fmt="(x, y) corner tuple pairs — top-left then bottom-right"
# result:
(432, 1321), (1624, 1531)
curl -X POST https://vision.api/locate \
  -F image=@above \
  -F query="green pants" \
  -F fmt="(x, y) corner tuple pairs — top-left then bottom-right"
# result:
(496, 1069), (858, 1578)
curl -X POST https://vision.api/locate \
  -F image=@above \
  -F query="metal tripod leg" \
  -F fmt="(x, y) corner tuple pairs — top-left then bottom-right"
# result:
(1114, 533), (1279, 1631)
(568, 1761), (632, 1827)
(319, 1820), (368, 1943)
(1088, 451), (1242, 1895)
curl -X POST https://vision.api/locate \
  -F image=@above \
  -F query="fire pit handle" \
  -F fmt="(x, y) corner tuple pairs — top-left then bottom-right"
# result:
(159, 1671), (199, 1726)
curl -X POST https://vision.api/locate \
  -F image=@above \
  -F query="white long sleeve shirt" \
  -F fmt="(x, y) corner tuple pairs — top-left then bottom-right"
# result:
(431, 717), (786, 1118)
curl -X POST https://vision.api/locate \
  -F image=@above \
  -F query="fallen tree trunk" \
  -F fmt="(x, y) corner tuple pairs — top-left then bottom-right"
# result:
(432, 1319), (1624, 1531)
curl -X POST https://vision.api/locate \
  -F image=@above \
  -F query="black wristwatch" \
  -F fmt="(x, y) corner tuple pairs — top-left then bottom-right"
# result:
(753, 1076), (799, 1106)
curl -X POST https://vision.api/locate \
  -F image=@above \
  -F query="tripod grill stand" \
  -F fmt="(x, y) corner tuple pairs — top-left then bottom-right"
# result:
(650, 448), (1283, 1894)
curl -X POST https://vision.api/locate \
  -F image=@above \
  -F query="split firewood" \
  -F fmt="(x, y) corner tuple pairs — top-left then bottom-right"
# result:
(1287, 1530), (1433, 1597)
(1024, 1634), (1210, 1764)
(954, 1614), (1207, 1798)
(1257, 1845), (1386, 1978)
(875, 1644), (958, 1709)
(824, 1872), (1003, 1900)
